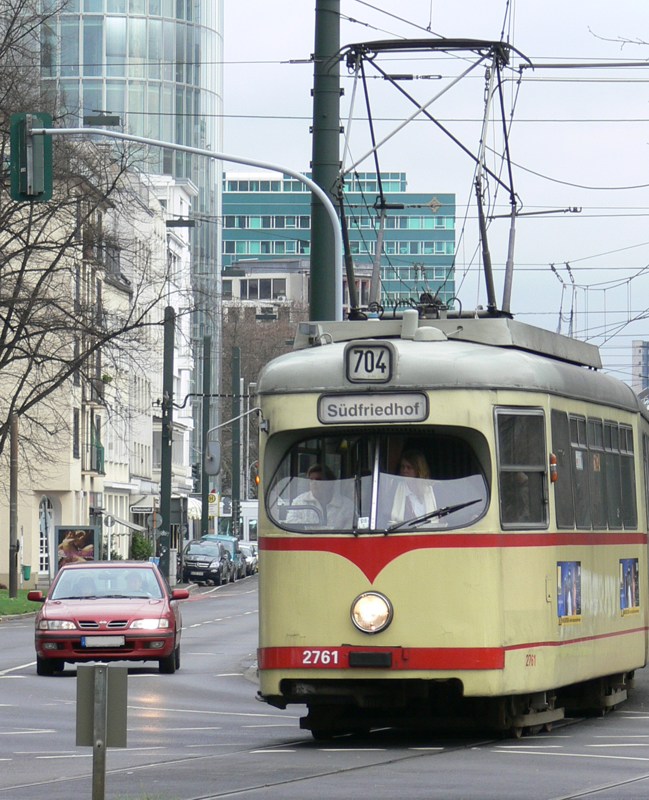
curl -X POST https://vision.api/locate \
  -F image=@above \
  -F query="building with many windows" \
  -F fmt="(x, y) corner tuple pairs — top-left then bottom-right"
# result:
(222, 171), (456, 309)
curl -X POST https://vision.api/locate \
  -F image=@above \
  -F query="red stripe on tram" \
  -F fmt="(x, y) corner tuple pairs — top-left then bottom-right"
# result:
(258, 645), (505, 671)
(259, 627), (649, 673)
(259, 532), (647, 583)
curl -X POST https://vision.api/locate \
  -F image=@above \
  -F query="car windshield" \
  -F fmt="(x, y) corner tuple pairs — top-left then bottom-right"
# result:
(51, 568), (164, 600)
(267, 430), (489, 534)
(185, 542), (220, 556)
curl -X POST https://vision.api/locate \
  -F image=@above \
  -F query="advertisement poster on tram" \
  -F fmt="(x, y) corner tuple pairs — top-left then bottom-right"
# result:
(557, 561), (581, 622)
(620, 558), (640, 614)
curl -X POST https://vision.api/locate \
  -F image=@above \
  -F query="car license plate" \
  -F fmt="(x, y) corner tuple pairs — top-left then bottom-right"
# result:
(81, 636), (125, 648)
(190, 571), (203, 576)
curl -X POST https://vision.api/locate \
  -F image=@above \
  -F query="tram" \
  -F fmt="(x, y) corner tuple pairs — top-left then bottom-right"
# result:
(255, 310), (649, 737)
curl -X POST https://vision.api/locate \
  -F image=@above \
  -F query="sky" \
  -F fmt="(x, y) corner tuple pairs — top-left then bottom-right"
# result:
(222, 1), (649, 383)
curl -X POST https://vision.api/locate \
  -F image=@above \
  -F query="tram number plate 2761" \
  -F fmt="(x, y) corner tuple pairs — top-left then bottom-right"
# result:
(345, 342), (393, 383)
(302, 649), (340, 666)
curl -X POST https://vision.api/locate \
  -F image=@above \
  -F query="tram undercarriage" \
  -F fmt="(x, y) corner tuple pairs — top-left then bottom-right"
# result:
(268, 672), (634, 739)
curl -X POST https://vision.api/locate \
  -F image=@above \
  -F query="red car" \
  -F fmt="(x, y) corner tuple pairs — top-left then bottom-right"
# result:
(28, 561), (189, 676)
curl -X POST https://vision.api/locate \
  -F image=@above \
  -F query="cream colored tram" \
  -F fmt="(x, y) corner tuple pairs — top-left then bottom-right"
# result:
(256, 313), (649, 737)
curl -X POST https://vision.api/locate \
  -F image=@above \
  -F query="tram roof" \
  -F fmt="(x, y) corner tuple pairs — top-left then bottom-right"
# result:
(293, 317), (602, 369)
(258, 317), (642, 414)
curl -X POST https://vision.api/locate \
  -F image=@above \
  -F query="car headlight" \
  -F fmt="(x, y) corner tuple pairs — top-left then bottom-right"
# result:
(130, 618), (170, 630)
(350, 592), (393, 634)
(38, 619), (77, 631)
(209, 559), (221, 568)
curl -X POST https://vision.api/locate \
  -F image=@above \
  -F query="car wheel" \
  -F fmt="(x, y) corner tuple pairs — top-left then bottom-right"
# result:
(159, 646), (178, 674)
(182, 572), (189, 583)
(36, 656), (61, 676)
(213, 572), (221, 586)
(174, 645), (181, 670)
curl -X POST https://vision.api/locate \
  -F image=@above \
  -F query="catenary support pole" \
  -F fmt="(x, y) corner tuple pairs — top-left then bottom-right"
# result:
(310, 0), (341, 321)
(159, 306), (175, 579)
(201, 335), (211, 536)
(231, 347), (241, 540)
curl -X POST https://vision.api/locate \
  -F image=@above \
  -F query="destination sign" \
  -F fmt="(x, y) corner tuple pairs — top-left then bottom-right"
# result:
(318, 392), (428, 424)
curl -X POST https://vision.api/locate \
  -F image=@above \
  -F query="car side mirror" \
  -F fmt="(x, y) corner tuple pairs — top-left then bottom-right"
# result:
(27, 590), (45, 602)
(171, 588), (190, 600)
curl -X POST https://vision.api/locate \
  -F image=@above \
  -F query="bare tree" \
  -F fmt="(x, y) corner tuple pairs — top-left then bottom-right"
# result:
(217, 303), (308, 498)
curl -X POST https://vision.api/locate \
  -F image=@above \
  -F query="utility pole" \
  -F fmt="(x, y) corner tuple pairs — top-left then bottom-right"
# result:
(310, 0), (341, 321)
(201, 335), (211, 536)
(9, 414), (19, 597)
(159, 306), (175, 580)
(231, 347), (241, 539)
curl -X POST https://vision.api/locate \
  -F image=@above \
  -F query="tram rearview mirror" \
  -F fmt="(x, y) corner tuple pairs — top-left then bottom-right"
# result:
(204, 441), (221, 476)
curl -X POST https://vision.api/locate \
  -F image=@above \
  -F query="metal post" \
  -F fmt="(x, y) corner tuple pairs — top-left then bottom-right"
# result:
(310, 0), (341, 321)
(91, 665), (108, 800)
(231, 347), (241, 539)
(201, 335), (211, 536)
(9, 414), (18, 597)
(159, 306), (175, 579)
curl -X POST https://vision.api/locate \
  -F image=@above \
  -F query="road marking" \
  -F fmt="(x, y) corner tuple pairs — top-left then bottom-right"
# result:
(0, 730), (55, 736)
(589, 743), (649, 748)
(495, 750), (649, 762)
(250, 749), (297, 753)
(36, 754), (93, 760)
(0, 661), (35, 676)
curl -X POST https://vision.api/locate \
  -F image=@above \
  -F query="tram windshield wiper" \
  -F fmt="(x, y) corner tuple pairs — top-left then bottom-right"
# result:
(386, 498), (482, 533)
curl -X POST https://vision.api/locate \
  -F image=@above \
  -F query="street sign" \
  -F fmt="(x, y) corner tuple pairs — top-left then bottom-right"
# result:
(103, 515), (115, 527)
(147, 513), (163, 529)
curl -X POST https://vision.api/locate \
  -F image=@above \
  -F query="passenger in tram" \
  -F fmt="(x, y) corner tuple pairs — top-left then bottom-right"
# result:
(389, 449), (437, 525)
(286, 463), (354, 529)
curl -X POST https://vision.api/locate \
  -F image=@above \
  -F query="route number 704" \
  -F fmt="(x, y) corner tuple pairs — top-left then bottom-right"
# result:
(345, 344), (393, 383)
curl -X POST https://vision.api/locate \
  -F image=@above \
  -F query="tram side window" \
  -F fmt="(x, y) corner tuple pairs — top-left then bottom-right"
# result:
(643, 433), (649, 523)
(570, 415), (591, 529)
(551, 412), (637, 531)
(619, 424), (637, 528)
(551, 411), (574, 528)
(604, 422), (623, 530)
(496, 410), (547, 527)
(587, 418), (607, 528)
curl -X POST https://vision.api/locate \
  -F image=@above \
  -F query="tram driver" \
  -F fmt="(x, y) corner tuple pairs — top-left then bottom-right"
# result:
(286, 463), (354, 530)
(388, 449), (437, 526)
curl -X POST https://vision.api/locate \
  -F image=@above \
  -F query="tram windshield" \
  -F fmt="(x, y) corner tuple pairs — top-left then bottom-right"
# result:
(267, 431), (488, 533)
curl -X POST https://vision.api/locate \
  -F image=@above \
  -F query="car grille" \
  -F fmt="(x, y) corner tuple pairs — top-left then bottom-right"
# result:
(78, 620), (129, 629)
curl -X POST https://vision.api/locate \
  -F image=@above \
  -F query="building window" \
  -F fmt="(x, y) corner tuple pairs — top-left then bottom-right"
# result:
(73, 408), (80, 459)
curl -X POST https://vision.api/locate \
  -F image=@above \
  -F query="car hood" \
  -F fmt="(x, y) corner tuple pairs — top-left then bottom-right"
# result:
(41, 598), (167, 619)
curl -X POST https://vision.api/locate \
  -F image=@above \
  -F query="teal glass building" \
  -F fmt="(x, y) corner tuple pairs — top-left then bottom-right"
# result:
(222, 172), (456, 308)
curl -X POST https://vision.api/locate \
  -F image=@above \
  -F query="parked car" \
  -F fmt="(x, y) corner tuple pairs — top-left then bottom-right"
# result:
(180, 540), (232, 585)
(201, 534), (247, 580)
(239, 543), (258, 575)
(27, 561), (189, 676)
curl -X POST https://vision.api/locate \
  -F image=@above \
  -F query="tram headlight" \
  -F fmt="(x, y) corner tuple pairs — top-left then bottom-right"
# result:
(350, 592), (393, 634)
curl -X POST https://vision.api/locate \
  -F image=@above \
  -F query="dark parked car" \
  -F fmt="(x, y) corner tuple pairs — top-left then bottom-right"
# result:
(28, 561), (189, 676)
(180, 540), (232, 585)
(239, 543), (258, 575)
(201, 534), (247, 580)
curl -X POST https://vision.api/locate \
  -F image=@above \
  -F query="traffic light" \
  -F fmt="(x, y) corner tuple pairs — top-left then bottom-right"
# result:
(191, 462), (200, 491)
(10, 112), (53, 202)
